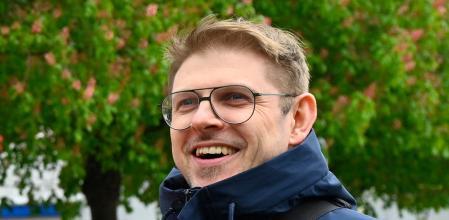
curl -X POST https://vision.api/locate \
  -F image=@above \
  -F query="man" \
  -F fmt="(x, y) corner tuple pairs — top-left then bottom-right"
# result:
(159, 16), (374, 220)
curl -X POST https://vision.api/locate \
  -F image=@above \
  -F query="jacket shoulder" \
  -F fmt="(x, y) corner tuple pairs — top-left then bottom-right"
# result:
(319, 208), (376, 220)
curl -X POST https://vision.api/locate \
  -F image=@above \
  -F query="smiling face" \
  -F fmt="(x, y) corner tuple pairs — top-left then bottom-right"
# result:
(170, 48), (296, 187)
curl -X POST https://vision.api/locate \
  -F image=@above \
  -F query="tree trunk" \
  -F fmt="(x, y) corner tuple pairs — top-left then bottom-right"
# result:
(82, 156), (121, 220)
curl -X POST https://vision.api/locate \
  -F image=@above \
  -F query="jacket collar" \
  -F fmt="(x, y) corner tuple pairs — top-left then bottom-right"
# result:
(159, 130), (356, 219)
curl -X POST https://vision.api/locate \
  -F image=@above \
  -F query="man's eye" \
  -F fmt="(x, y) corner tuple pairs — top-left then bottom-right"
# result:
(227, 93), (245, 100)
(221, 93), (251, 104)
(175, 98), (197, 111)
(180, 98), (194, 105)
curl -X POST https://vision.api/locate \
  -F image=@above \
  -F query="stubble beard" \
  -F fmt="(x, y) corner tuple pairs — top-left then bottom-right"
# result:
(198, 165), (223, 182)
(185, 164), (224, 187)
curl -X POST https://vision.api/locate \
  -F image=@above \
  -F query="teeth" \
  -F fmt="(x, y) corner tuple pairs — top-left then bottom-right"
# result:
(195, 146), (236, 157)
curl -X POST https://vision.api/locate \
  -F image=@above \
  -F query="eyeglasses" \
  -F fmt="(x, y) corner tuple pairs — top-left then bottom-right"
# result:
(161, 85), (296, 130)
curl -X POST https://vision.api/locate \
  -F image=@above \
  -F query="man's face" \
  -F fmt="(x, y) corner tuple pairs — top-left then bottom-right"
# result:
(170, 48), (294, 187)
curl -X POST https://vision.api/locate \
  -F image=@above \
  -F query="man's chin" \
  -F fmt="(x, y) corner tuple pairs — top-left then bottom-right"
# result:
(189, 172), (238, 187)
(190, 177), (225, 187)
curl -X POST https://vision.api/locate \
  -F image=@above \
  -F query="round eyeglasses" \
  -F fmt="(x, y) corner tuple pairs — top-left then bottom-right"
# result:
(161, 85), (296, 130)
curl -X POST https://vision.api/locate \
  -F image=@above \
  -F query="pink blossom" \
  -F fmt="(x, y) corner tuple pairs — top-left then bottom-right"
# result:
(83, 86), (95, 100)
(0, 134), (3, 152)
(226, 6), (234, 15)
(406, 76), (417, 86)
(155, 32), (169, 43)
(340, 0), (351, 6)
(394, 42), (408, 52)
(53, 7), (62, 18)
(117, 38), (126, 49)
(393, 119), (402, 129)
(149, 64), (159, 75)
(44, 52), (56, 65)
(397, 3), (409, 15)
(108, 92), (120, 104)
(363, 83), (377, 99)
(87, 114), (97, 126)
(402, 53), (415, 71)
(62, 69), (71, 79)
(139, 39), (148, 49)
(14, 82), (25, 94)
(105, 30), (114, 40)
(61, 98), (69, 105)
(402, 53), (413, 62)
(97, 10), (109, 18)
(155, 26), (177, 43)
(100, 25), (108, 32)
(60, 27), (70, 43)
(72, 80), (81, 90)
(32, 20), (42, 33)
(410, 29), (424, 42)
(404, 60), (416, 72)
(242, 0), (252, 4)
(263, 17), (272, 25)
(12, 22), (21, 30)
(70, 52), (80, 64)
(332, 95), (349, 114)
(437, 6), (447, 15)
(1, 26), (10, 35)
(83, 77), (96, 100)
(433, 0), (447, 15)
(433, 0), (446, 9)
(116, 19), (126, 29)
(424, 72), (441, 86)
(131, 98), (140, 108)
(146, 4), (158, 17)
(342, 16), (354, 28)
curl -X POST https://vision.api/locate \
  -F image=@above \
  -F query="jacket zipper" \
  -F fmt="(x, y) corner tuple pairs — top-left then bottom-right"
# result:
(184, 187), (200, 203)
(163, 187), (200, 220)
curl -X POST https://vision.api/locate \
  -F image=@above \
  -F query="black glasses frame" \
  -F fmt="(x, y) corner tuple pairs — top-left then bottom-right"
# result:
(161, 85), (297, 130)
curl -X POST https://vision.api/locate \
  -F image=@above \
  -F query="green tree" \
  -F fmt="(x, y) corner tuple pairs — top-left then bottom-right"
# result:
(255, 0), (449, 216)
(0, 0), (256, 219)
(2, 0), (449, 219)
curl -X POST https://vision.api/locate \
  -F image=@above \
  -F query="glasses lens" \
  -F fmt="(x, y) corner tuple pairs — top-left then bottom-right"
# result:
(162, 91), (199, 129)
(211, 85), (255, 124)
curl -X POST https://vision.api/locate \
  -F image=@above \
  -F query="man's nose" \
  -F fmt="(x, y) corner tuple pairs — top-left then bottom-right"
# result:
(190, 100), (224, 131)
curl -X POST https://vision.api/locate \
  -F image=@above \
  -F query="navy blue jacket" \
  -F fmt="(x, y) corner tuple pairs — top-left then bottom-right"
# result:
(159, 131), (375, 220)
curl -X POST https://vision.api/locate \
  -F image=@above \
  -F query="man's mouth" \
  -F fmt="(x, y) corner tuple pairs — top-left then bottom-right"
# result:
(194, 146), (238, 159)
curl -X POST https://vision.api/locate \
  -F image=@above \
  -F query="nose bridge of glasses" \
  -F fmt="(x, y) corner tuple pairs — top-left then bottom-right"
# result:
(192, 87), (215, 106)
(195, 95), (216, 115)
(198, 96), (211, 103)
(190, 94), (222, 127)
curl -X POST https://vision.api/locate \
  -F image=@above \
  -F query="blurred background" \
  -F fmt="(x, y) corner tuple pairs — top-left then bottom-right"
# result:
(1, 0), (448, 219)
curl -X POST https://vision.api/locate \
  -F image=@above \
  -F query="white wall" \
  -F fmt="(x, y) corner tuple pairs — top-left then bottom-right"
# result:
(2, 166), (448, 220)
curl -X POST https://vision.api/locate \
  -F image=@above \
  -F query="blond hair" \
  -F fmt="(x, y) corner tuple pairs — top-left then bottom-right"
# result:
(165, 15), (310, 113)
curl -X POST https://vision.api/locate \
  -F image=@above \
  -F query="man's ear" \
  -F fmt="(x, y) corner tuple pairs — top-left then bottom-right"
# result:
(288, 93), (317, 147)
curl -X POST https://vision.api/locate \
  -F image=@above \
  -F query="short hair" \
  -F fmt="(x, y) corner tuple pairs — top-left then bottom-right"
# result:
(165, 15), (310, 113)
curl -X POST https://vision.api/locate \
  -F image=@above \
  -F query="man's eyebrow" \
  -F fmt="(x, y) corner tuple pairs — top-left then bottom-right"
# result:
(171, 87), (213, 94)
(171, 84), (252, 94)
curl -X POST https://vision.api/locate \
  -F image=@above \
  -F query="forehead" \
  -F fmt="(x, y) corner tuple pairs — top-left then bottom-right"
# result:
(172, 48), (279, 93)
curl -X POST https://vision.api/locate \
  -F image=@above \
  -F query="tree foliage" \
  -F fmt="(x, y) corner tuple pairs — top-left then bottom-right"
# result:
(1, 0), (448, 219)
(255, 0), (449, 215)
(0, 0), (256, 219)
